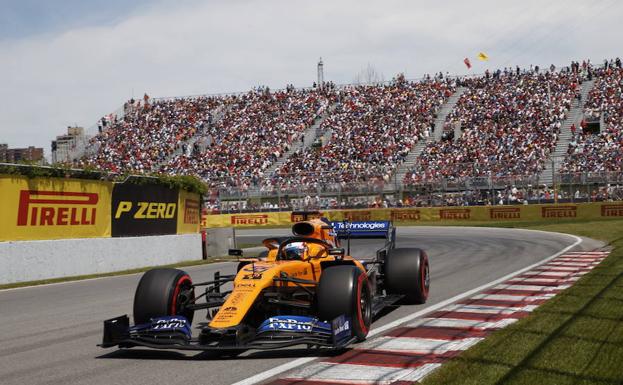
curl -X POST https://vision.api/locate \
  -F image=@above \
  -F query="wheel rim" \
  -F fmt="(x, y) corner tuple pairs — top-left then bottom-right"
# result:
(360, 285), (372, 326)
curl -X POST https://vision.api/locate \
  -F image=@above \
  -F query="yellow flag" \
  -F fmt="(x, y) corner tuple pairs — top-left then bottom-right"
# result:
(478, 52), (489, 61)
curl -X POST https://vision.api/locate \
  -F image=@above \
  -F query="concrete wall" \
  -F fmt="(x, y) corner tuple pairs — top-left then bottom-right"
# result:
(206, 227), (235, 257)
(0, 233), (202, 285)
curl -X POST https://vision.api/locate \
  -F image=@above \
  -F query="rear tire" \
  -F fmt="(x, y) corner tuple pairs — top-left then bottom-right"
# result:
(133, 268), (195, 325)
(317, 265), (372, 341)
(385, 248), (430, 304)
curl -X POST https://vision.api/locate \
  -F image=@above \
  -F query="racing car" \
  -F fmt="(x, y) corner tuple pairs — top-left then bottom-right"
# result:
(100, 214), (430, 353)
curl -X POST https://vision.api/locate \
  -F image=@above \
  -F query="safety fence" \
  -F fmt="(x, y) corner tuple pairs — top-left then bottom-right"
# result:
(201, 201), (623, 228)
(0, 175), (200, 242)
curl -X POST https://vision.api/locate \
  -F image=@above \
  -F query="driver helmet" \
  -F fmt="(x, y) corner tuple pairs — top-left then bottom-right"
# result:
(284, 242), (306, 260)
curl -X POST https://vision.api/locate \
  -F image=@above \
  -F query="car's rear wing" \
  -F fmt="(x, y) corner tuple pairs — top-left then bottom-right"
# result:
(331, 220), (396, 242)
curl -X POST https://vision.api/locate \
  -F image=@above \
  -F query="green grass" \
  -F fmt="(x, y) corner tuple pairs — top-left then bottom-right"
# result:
(421, 219), (623, 385)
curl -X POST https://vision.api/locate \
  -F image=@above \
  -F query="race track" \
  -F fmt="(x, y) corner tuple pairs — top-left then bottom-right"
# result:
(0, 227), (604, 385)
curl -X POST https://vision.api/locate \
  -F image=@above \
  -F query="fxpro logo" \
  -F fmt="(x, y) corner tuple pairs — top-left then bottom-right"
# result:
(183, 199), (200, 224)
(231, 214), (268, 225)
(114, 201), (176, 219)
(17, 190), (98, 226)
(266, 317), (313, 331)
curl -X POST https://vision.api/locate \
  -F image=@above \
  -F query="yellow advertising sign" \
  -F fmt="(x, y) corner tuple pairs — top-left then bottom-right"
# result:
(177, 190), (201, 234)
(201, 201), (623, 228)
(0, 175), (112, 241)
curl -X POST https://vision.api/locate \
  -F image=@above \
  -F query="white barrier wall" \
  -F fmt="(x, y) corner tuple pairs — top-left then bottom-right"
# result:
(0, 234), (202, 285)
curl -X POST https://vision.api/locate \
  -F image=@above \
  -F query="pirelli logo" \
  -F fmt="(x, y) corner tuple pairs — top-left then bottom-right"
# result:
(290, 212), (322, 222)
(390, 210), (421, 221)
(601, 204), (623, 217)
(542, 206), (577, 218)
(184, 199), (200, 224)
(439, 209), (471, 220)
(17, 190), (98, 226)
(231, 214), (268, 225)
(489, 207), (521, 220)
(343, 211), (372, 221)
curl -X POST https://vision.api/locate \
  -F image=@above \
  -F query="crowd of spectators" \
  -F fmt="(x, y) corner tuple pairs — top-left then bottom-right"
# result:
(561, 60), (623, 174)
(404, 68), (582, 184)
(159, 87), (332, 188)
(264, 75), (455, 191)
(79, 95), (221, 172)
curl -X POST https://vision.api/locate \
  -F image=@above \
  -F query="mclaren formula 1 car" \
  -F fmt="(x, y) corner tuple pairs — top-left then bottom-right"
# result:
(100, 215), (430, 353)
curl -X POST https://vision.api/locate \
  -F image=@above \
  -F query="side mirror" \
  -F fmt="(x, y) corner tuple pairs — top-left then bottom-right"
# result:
(328, 248), (345, 259)
(228, 249), (243, 257)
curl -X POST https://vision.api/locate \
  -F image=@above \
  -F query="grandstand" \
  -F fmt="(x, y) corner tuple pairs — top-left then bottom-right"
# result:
(75, 58), (623, 210)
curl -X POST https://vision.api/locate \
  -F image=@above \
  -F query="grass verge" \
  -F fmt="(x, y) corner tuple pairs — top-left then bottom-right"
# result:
(421, 218), (623, 385)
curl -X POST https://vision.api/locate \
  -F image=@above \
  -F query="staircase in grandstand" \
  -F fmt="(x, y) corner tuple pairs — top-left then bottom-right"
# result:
(386, 86), (467, 191)
(539, 79), (595, 186)
(264, 103), (337, 175)
(152, 104), (229, 171)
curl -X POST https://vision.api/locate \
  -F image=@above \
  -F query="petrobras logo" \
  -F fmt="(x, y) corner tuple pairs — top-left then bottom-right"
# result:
(331, 221), (389, 231)
(17, 190), (99, 226)
(259, 315), (316, 332)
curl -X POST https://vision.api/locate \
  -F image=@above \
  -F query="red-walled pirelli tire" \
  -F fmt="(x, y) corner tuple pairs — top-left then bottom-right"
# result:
(385, 248), (430, 304)
(317, 265), (372, 341)
(133, 268), (195, 325)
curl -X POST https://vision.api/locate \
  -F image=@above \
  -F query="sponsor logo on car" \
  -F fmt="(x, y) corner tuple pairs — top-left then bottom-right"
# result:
(332, 221), (388, 231)
(17, 190), (99, 226)
(439, 209), (471, 220)
(390, 210), (421, 221)
(231, 214), (269, 225)
(542, 206), (577, 218)
(489, 207), (521, 219)
(183, 199), (200, 224)
(601, 204), (623, 217)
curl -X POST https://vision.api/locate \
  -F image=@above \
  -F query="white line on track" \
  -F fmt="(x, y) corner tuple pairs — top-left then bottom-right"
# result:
(230, 232), (583, 385)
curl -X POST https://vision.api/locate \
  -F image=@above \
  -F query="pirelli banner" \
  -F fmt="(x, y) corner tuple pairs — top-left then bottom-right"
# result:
(202, 202), (623, 228)
(0, 175), (201, 241)
(0, 175), (113, 241)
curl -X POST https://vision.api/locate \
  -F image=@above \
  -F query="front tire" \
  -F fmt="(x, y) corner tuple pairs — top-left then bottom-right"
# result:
(317, 265), (372, 341)
(385, 248), (430, 304)
(133, 268), (195, 325)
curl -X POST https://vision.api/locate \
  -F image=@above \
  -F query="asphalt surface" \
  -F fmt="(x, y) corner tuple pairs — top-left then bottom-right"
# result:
(0, 227), (604, 385)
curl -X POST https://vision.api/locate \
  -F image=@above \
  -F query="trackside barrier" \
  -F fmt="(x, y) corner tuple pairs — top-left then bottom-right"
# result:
(0, 175), (200, 242)
(201, 201), (623, 228)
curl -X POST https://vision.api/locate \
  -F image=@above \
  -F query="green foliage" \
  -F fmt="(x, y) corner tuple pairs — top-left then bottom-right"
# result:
(0, 163), (207, 195)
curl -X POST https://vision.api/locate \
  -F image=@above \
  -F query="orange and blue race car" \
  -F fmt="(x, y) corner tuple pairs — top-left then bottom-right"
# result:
(99, 214), (430, 354)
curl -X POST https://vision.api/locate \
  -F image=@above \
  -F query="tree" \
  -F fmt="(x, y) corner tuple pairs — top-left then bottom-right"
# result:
(353, 63), (385, 85)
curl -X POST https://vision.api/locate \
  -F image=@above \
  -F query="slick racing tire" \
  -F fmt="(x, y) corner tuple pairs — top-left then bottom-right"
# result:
(133, 268), (195, 325)
(317, 265), (372, 341)
(385, 248), (430, 304)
